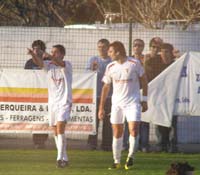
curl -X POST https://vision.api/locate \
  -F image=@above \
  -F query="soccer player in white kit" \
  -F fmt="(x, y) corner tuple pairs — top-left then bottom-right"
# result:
(28, 44), (72, 168)
(98, 41), (148, 170)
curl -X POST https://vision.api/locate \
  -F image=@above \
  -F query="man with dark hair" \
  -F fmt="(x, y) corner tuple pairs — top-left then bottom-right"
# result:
(25, 40), (47, 69)
(28, 44), (72, 168)
(144, 37), (164, 82)
(144, 37), (164, 152)
(24, 40), (49, 149)
(132, 39), (145, 63)
(145, 40), (177, 152)
(86, 38), (112, 151)
(159, 43), (177, 152)
(99, 41), (148, 170)
(133, 38), (150, 153)
(123, 38), (147, 151)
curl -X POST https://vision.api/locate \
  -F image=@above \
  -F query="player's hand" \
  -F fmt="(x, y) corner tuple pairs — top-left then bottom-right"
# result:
(98, 108), (105, 120)
(141, 101), (148, 112)
(27, 48), (43, 58)
(27, 48), (35, 56)
(42, 52), (52, 59)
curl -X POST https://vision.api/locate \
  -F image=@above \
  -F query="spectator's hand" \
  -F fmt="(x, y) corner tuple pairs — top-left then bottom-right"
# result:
(91, 61), (98, 71)
(98, 108), (105, 120)
(141, 101), (148, 112)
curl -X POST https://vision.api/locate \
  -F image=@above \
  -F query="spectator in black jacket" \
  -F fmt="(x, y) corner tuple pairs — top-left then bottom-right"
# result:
(24, 40), (49, 149)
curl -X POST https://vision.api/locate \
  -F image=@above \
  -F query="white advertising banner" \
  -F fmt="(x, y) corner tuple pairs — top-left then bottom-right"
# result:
(142, 52), (200, 127)
(0, 69), (97, 134)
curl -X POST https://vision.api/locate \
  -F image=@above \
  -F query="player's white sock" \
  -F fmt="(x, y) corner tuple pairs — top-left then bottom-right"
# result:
(54, 135), (58, 150)
(112, 136), (123, 164)
(62, 136), (68, 161)
(128, 135), (138, 158)
(57, 134), (65, 161)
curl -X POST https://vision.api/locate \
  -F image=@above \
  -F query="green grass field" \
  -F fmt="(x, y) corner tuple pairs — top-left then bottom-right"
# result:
(0, 149), (199, 175)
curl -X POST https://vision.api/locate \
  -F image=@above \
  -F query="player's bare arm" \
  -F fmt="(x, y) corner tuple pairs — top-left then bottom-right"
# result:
(41, 52), (65, 67)
(98, 83), (110, 120)
(140, 73), (148, 112)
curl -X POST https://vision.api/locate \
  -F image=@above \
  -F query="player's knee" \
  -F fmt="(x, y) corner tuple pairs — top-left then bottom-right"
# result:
(113, 129), (123, 138)
(113, 133), (123, 138)
(129, 130), (138, 137)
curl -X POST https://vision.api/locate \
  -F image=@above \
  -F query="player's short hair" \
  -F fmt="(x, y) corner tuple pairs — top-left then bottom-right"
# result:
(98, 39), (110, 46)
(109, 41), (126, 57)
(161, 43), (174, 52)
(53, 44), (66, 55)
(32, 40), (46, 51)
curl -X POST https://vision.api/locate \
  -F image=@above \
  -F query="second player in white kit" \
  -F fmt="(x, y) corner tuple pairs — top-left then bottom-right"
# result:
(98, 41), (148, 170)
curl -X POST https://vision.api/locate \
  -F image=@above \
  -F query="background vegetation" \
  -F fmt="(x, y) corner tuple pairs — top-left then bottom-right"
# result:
(0, 0), (200, 29)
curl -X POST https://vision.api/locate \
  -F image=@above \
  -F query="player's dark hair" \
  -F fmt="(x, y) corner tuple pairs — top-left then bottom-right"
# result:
(109, 41), (126, 57)
(53, 44), (66, 55)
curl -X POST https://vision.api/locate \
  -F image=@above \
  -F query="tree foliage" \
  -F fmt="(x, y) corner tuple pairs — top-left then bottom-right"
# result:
(0, 0), (101, 26)
(93, 0), (200, 29)
(0, 0), (200, 29)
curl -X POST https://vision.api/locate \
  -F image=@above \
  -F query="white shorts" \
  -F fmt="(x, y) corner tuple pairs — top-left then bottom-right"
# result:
(48, 103), (71, 126)
(110, 103), (141, 124)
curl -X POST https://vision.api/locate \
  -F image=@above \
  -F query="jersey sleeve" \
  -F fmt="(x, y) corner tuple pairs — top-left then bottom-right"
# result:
(65, 61), (72, 76)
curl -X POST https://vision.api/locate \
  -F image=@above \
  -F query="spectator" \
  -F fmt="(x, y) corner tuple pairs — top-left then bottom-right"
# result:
(144, 37), (164, 151)
(132, 39), (145, 64)
(86, 39), (112, 151)
(145, 41), (178, 152)
(24, 40), (49, 149)
(144, 37), (164, 82)
(158, 43), (177, 152)
(98, 41), (148, 170)
(133, 39), (150, 153)
(28, 44), (72, 168)
(123, 39), (148, 152)
(173, 48), (182, 60)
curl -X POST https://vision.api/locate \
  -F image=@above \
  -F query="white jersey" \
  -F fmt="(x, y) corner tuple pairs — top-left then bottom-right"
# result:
(43, 60), (72, 107)
(102, 57), (144, 106)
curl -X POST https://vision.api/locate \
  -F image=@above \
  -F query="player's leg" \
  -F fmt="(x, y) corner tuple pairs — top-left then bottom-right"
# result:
(56, 105), (71, 168)
(128, 121), (140, 158)
(49, 106), (59, 151)
(109, 106), (124, 170)
(56, 121), (68, 168)
(108, 124), (123, 170)
(57, 121), (68, 165)
(53, 126), (58, 149)
(124, 104), (141, 170)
